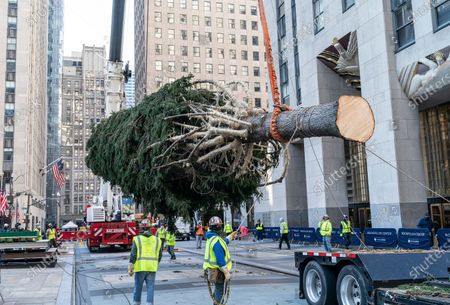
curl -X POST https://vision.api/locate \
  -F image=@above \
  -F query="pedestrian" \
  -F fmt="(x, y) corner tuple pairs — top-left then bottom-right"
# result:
(340, 215), (352, 249)
(224, 221), (233, 235)
(156, 224), (167, 248)
(166, 228), (176, 260)
(34, 225), (42, 241)
(255, 219), (264, 242)
(279, 217), (290, 250)
(2, 223), (9, 232)
(318, 215), (332, 252)
(46, 223), (57, 248)
(129, 225), (163, 305)
(204, 216), (237, 305)
(195, 223), (204, 249)
(417, 212), (434, 232)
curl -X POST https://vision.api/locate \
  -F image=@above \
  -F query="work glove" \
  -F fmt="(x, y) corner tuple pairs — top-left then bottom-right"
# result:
(128, 263), (134, 277)
(227, 231), (238, 241)
(220, 267), (232, 282)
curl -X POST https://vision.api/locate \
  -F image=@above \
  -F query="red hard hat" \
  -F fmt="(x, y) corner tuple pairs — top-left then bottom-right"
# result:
(208, 216), (223, 227)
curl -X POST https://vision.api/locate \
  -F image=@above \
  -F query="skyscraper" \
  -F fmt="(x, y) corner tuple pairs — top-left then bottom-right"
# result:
(124, 71), (135, 109)
(46, 0), (64, 225)
(60, 46), (106, 224)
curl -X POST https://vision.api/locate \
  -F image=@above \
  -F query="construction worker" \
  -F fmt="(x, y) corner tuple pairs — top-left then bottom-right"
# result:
(34, 225), (42, 241)
(195, 223), (204, 249)
(204, 216), (237, 305)
(47, 223), (57, 248)
(156, 224), (167, 247)
(319, 215), (332, 252)
(224, 221), (233, 235)
(2, 223), (9, 232)
(279, 217), (290, 250)
(129, 224), (162, 305)
(255, 219), (264, 242)
(166, 228), (176, 260)
(340, 215), (352, 249)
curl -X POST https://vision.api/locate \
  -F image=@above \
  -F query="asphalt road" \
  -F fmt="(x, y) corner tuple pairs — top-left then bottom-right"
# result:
(74, 241), (307, 305)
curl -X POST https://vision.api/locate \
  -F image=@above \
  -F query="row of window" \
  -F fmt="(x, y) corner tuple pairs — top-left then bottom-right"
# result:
(153, 0), (258, 16)
(156, 45), (261, 60)
(155, 60), (262, 77)
(155, 12), (259, 30)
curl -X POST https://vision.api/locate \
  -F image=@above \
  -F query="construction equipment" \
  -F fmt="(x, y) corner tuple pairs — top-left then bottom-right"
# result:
(295, 250), (450, 305)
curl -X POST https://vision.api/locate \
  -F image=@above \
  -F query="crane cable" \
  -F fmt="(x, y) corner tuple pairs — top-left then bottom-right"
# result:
(258, 0), (292, 143)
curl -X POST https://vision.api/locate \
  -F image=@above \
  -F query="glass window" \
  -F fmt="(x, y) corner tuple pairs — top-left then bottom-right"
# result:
(193, 15), (199, 25)
(206, 64), (213, 74)
(192, 0), (199, 9)
(204, 1), (211, 11)
(155, 60), (162, 71)
(217, 33), (224, 43)
(168, 45), (175, 55)
(180, 14), (187, 24)
(241, 35), (247, 45)
(218, 49), (225, 58)
(228, 3), (235, 13)
(342, 0), (355, 11)
(168, 0), (174, 7)
(180, 0), (187, 9)
(181, 46), (188, 56)
(241, 50), (248, 60)
(432, 0), (450, 31)
(168, 29), (175, 39)
(229, 19), (235, 29)
(181, 62), (188, 72)
(181, 30), (188, 40)
(229, 49), (236, 59)
(155, 28), (162, 38)
(205, 16), (212, 26)
(155, 11), (162, 22)
(391, 0), (415, 49)
(155, 0), (161, 6)
(313, 0), (324, 34)
(251, 6), (257, 15)
(255, 98), (262, 108)
(252, 21), (258, 31)
(240, 5), (246, 14)
(252, 36), (259, 46)
(254, 82), (261, 92)
(168, 61), (176, 72)
(218, 64), (225, 74)
(193, 31), (200, 41)
(242, 66), (248, 76)
(277, 0), (287, 38)
(240, 20), (247, 30)
(229, 34), (236, 44)
(216, 2), (223, 12)
(206, 48), (213, 58)
(217, 17), (223, 27)
(253, 67), (260, 76)
(193, 47), (200, 57)
(193, 63), (201, 73)
(230, 65), (237, 75)
(253, 51), (260, 61)
(167, 13), (175, 23)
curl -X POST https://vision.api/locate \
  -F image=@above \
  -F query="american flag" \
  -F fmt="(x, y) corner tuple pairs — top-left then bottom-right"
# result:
(0, 192), (8, 215)
(53, 159), (65, 188)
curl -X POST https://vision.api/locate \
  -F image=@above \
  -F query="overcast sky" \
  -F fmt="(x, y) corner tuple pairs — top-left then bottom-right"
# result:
(64, 0), (134, 66)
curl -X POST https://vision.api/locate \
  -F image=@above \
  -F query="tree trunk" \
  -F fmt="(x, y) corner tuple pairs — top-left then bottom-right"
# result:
(247, 96), (374, 143)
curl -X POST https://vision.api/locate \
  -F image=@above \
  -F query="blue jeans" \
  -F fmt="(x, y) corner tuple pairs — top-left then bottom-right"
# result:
(214, 282), (224, 305)
(257, 231), (263, 241)
(133, 271), (156, 305)
(323, 236), (332, 252)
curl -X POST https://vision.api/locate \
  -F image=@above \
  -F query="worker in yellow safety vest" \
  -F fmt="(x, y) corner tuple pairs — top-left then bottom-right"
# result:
(340, 215), (352, 249)
(46, 223), (57, 248)
(255, 219), (264, 242)
(204, 216), (237, 305)
(156, 224), (167, 247)
(224, 221), (233, 235)
(34, 225), (42, 241)
(166, 228), (176, 260)
(318, 215), (332, 252)
(279, 217), (290, 250)
(129, 225), (162, 305)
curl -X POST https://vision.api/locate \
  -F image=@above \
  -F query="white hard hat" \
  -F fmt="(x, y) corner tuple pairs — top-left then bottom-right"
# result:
(279, 217), (284, 222)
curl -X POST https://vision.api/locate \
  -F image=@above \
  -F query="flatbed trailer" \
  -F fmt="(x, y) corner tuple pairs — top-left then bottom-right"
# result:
(0, 241), (57, 266)
(295, 250), (450, 305)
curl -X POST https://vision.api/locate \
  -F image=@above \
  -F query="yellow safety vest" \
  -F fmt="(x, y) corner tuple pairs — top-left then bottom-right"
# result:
(341, 220), (351, 234)
(34, 229), (42, 241)
(319, 220), (332, 237)
(48, 228), (56, 240)
(156, 228), (167, 239)
(203, 236), (232, 271)
(224, 224), (233, 234)
(134, 235), (162, 272)
(256, 224), (263, 231)
(166, 232), (176, 246)
(280, 222), (288, 234)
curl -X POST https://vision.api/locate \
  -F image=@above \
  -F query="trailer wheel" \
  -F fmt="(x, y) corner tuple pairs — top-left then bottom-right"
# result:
(337, 265), (368, 305)
(303, 260), (336, 305)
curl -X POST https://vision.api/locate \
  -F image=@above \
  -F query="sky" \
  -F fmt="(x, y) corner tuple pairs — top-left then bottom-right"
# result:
(64, 0), (134, 66)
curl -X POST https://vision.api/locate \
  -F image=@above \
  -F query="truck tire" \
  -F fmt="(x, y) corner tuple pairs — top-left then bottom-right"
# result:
(303, 260), (337, 305)
(336, 265), (369, 305)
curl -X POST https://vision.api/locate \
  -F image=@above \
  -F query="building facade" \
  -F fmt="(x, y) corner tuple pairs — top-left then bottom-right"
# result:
(257, 0), (450, 229)
(124, 72), (135, 109)
(46, 0), (64, 225)
(134, 0), (269, 109)
(60, 46), (106, 224)
(0, 0), (49, 229)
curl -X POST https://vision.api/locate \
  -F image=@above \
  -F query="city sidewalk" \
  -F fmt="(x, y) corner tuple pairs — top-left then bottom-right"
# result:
(0, 242), (75, 305)
(178, 238), (326, 277)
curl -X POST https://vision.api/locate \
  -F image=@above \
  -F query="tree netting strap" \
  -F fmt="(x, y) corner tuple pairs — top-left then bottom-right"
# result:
(258, 0), (292, 143)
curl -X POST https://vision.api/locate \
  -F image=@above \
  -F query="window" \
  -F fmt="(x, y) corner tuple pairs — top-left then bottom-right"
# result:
(204, 1), (211, 11)
(193, 31), (200, 41)
(253, 67), (260, 76)
(180, 0), (187, 9)
(168, 0), (174, 7)
(194, 47), (200, 57)
(206, 48), (213, 58)
(155, 0), (161, 6)
(253, 51), (260, 61)
(181, 30), (188, 40)
(181, 62), (188, 72)
(168, 13), (175, 23)
(205, 16), (212, 26)
(251, 6), (257, 15)
(313, 0), (324, 34)
(229, 34), (236, 44)
(181, 46), (188, 56)
(252, 21), (258, 31)
(206, 64), (213, 74)
(240, 5), (246, 14)
(280, 61), (289, 103)
(168, 29), (175, 39)
(193, 15), (199, 25)
(242, 66), (248, 76)
(217, 2), (223, 12)
(193, 63), (201, 73)
(217, 33), (224, 43)
(252, 36), (259, 46)
(241, 50), (248, 60)
(229, 49), (237, 59)
(241, 35), (247, 45)
(432, 0), (450, 31)
(254, 82), (261, 92)
(155, 11), (162, 22)
(168, 45), (175, 55)
(8, 7), (17, 17)
(218, 49), (225, 58)
(205, 32), (212, 42)
(342, 0), (355, 11)
(255, 98), (261, 108)
(180, 14), (187, 24)
(217, 18), (223, 27)
(229, 19), (235, 29)
(228, 3), (235, 13)
(6, 72), (15, 81)
(391, 0), (415, 50)
(240, 20), (247, 29)
(277, 0), (287, 38)
(168, 61), (176, 72)
(230, 65), (237, 75)
(155, 28), (162, 38)
(218, 65), (225, 74)
(155, 44), (162, 55)
(156, 61), (162, 71)
(192, 0), (199, 9)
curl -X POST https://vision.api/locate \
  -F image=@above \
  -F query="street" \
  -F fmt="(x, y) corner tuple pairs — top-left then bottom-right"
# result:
(74, 240), (306, 305)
